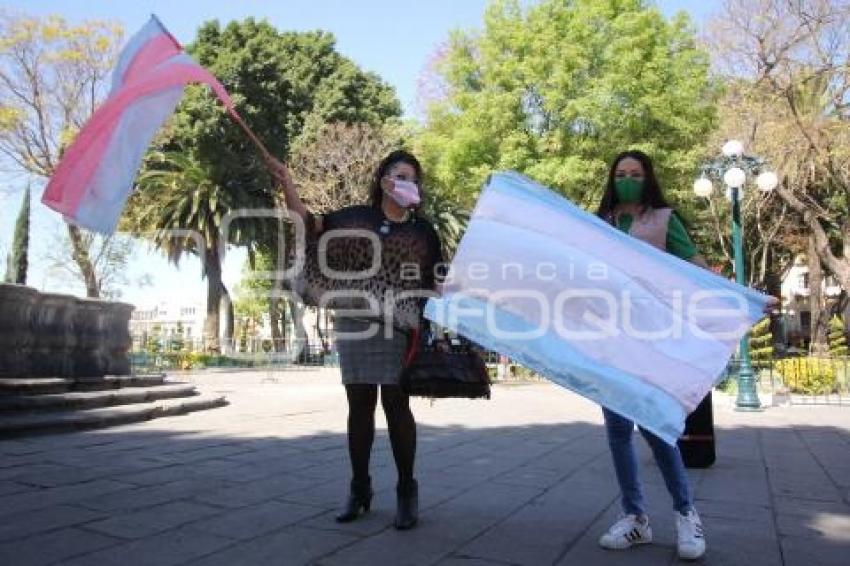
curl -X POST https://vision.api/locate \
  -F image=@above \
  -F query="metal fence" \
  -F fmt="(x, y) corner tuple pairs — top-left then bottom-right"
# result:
(128, 336), (539, 381)
(130, 335), (849, 404)
(723, 354), (850, 406)
(129, 337), (337, 375)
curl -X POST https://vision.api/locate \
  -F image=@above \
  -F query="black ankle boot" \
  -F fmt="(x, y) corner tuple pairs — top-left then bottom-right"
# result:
(336, 478), (373, 523)
(394, 478), (419, 530)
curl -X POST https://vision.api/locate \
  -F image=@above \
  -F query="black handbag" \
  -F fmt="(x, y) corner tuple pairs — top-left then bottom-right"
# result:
(399, 325), (491, 399)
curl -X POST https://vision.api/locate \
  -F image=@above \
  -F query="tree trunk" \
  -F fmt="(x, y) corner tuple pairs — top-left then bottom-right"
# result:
(281, 297), (288, 349)
(67, 225), (100, 298)
(776, 185), (850, 291)
(808, 235), (829, 355)
(270, 250), (284, 352)
(269, 296), (283, 352)
(219, 281), (234, 352)
(763, 246), (783, 346)
(203, 248), (222, 352)
(315, 314), (326, 353)
(290, 300), (309, 360)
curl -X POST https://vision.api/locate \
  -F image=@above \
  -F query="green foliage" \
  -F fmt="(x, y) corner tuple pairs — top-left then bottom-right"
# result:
(123, 19), (402, 346)
(154, 351), (254, 370)
(749, 317), (774, 361)
(775, 357), (837, 395)
(415, 0), (717, 209)
(234, 249), (274, 322)
(126, 150), (267, 263)
(168, 322), (186, 352)
(420, 194), (469, 256)
(828, 316), (848, 357)
(145, 324), (163, 354)
(125, 148), (275, 349)
(166, 18), (401, 198)
(5, 187), (30, 285)
(715, 376), (737, 395)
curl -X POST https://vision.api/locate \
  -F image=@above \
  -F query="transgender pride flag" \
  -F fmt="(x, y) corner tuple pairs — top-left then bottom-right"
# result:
(41, 16), (241, 234)
(425, 172), (771, 444)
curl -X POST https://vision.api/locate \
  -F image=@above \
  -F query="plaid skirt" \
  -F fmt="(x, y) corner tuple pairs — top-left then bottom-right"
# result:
(334, 317), (411, 385)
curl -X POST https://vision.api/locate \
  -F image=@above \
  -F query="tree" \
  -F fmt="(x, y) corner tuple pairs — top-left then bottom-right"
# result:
(706, 0), (850, 292)
(286, 121), (399, 352)
(169, 322), (186, 352)
(233, 266), (270, 353)
(146, 324), (163, 354)
(124, 150), (268, 351)
(419, 194), (468, 257)
(289, 121), (402, 213)
(43, 228), (134, 299)
(4, 185), (29, 284)
(828, 316), (848, 357)
(749, 317), (774, 362)
(124, 19), (401, 351)
(0, 12), (123, 297)
(689, 147), (801, 289)
(167, 19), (400, 199)
(415, 0), (717, 210)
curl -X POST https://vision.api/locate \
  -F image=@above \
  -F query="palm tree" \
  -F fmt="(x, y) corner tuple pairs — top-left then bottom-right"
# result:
(421, 194), (469, 256)
(124, 150), (273, 352)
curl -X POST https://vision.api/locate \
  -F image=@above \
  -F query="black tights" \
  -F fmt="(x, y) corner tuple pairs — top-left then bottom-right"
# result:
(345, 384), (416, 485)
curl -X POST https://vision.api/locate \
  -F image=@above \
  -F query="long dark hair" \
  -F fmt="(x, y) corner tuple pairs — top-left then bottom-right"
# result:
(596, 150), (671, 221)
(369, 150), (424, 211)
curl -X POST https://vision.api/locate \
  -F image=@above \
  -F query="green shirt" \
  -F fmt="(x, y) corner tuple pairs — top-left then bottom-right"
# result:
(616, 212), (698, 261)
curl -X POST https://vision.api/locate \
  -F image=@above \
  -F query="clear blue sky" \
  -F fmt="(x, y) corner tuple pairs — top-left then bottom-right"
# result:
(2, 0), (720, 307)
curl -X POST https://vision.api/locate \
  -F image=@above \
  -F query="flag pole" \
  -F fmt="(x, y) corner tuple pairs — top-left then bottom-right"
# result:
(224, 109), (291, 211)
(150, 14), (289, 204)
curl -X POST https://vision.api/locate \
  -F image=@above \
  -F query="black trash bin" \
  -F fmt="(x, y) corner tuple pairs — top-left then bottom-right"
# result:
(678, 392), (716, 468)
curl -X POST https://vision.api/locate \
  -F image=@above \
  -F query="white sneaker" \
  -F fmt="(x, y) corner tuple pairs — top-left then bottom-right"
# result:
(598, 514), (653, 550)
(676, 509), (706, 560)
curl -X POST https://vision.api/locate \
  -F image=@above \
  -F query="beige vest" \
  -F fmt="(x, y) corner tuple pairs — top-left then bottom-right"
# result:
(618, 207), (672, 251)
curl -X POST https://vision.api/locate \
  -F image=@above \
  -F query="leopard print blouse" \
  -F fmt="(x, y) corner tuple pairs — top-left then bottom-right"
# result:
(290, 205), (444, 330)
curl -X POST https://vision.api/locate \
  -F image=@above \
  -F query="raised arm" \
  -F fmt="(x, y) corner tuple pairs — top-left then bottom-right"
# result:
(265, 155), (321, 231)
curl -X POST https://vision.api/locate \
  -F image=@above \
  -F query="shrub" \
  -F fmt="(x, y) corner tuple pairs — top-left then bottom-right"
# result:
(775, 357), (837, 395)
(749, 317), (774, 366)
(828, 316), (848, 357)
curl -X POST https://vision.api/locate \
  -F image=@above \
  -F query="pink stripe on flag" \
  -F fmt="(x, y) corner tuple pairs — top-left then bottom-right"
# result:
(119, 33), (182, 87)
(40, 15), (259, 235)
(42, 63), (236, 215)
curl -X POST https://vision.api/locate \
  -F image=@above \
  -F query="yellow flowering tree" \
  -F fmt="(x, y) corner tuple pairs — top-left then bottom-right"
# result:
(0, 11), (123, 297)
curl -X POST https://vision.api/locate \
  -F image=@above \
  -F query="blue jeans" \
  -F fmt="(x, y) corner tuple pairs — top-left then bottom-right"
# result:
(602, 407), (693, 516)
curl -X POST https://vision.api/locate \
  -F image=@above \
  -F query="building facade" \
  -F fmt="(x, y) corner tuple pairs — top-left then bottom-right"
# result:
(779, 255), (845, 348)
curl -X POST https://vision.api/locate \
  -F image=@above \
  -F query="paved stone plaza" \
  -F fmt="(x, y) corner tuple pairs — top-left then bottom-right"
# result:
(1, 369), (848, 565)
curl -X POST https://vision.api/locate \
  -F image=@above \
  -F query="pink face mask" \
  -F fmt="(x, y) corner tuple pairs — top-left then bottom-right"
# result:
(386, 179), (421, 208)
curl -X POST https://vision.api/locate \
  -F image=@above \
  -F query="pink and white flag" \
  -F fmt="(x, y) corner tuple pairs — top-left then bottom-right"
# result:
(41, 15), (240, 234)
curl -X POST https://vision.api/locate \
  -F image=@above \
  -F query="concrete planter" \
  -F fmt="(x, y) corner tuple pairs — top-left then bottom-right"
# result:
(0, 284), (134, 378)
(0, 284), (39, 377)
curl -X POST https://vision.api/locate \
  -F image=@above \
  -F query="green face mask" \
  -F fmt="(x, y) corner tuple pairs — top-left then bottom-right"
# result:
(615, 177), (644, 203)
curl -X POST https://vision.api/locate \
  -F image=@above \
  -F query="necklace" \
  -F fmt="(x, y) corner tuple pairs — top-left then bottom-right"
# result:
(380, 210), (412, 234)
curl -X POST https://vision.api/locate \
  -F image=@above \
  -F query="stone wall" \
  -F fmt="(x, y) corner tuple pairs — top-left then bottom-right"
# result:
(0, 284), (134, 378)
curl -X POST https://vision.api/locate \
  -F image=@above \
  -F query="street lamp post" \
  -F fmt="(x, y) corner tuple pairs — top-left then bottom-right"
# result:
(693, 140), (778, 411)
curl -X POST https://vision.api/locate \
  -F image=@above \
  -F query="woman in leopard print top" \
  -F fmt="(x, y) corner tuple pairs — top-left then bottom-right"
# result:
(271, 150), (443, 531)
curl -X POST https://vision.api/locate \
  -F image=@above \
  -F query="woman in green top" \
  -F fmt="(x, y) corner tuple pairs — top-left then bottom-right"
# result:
(597, 150), (708, 265)
(594, 150), (707, 560)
